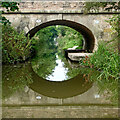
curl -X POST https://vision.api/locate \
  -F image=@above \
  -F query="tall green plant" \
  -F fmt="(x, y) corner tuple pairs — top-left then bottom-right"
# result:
(80, 41), (118, 103)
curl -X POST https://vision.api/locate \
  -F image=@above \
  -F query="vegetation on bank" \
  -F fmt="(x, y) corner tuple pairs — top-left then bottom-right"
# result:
(80, 15), (119, 103)
(55, 25), (84, 50)
(2, 25), (32, 64)
(80, 15), (119, 80)
(1, 2), (32, 64)
(2, 63), (33, 99)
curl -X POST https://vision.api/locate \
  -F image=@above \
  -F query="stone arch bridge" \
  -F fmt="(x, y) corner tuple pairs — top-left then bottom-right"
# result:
(3, 2), (119, 56)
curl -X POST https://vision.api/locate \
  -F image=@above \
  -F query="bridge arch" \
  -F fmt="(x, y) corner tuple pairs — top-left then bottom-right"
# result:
(27, 20), (96, 52)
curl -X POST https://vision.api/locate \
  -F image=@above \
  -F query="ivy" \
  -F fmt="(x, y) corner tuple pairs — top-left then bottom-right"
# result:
(84, 2), (120, 13)
(0, 2), (19, 25)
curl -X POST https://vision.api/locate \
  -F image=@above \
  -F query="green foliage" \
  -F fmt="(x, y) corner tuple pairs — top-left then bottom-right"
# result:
(80, 41), (119, 80)
(1, 16), (11, 25)
(2, 25), (32, 64)
(56, 25), (84, 50)
(76, 46), (83, 49)
(1, 2), (19, 25)
(31, 26), (57, 78)
(31, 25), (83, 79)
(84, 2), (120, 13)
(1, 2), (19, 12)
(80, 41), (118, 103)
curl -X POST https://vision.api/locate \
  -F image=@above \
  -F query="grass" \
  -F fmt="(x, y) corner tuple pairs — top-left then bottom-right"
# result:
(80, 41), (119, 103)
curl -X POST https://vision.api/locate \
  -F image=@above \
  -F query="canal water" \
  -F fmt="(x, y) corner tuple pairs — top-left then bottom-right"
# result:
(2, 50), (118, 118)
(2, 30), (118, 118)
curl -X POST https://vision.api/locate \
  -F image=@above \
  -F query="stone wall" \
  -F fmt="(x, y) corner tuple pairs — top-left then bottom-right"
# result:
(3, 13), (113, 51)
(2, 1), (119, 51)
(18, 1), (85, 13)
(2, 1), (119, 13)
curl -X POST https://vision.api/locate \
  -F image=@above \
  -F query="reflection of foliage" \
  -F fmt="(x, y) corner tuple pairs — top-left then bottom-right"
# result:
(67, 67), (81, 80)
(2, 63), (33, 99)
(31, 26), (57, 78)
(32, 55), (56, 79)
(57, 52), (81, 80)
(80, 67), (100, 82)
(2, 25), (32, 64)
(56, 25), (84, 50)
(80, 67), (118, 104)
(96, 77), (118, 104)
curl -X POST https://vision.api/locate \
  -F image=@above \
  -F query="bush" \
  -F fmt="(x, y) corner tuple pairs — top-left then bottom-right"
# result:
(80, 41), (119, 80)
(2, 25), (32, 64)
(80, 15), (119, 103)
(80, 41), (119, 103)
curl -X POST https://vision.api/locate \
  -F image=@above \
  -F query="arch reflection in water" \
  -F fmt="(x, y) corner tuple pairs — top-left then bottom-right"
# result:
(29, 65), (93, 98)
(2, 62), (95, 99)
(32, 52), (82, 82)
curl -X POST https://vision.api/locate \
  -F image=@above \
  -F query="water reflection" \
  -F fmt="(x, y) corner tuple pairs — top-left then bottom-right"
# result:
(46, 55), (69, 81)
(2, 63), (33, 99)
(2, 62), (96, 99)
(2, 62), (116, 110)
(29, 66), (93, 98)
(32, 52), (81, 82)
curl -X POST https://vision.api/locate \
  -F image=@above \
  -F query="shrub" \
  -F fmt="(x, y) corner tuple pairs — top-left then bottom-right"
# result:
(80, 41), (119, 103)
(80, 41), (119, 80)
(2, 25), (32, 64)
